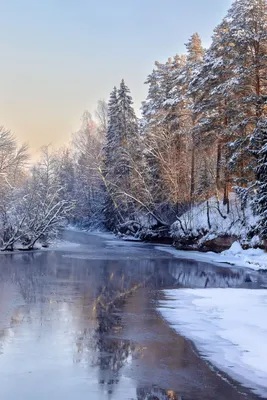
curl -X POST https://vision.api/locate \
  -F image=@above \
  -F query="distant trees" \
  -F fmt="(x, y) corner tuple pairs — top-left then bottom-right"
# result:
(16, 146), (74, 249)
(0, 128), (28, 250)
(0, 145), (75, 251)
(0, 127), (28, 188)
(95, 99), (108, 139)
(70, 111), (105, 229)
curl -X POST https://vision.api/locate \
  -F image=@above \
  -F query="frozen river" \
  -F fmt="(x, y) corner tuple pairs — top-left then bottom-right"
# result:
(0, 230), (265, 400)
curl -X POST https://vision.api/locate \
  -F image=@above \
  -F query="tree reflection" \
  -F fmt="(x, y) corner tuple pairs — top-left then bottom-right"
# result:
(137, 386), (181, 400)
(0, 247), (264, 399)
(93, 262), (141, 397)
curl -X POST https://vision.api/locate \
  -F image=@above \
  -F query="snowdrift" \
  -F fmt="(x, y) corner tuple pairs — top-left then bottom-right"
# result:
(170, 194), (260, 251)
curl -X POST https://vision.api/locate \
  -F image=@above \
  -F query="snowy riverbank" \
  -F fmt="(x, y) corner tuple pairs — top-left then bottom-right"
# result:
(158, 288), (267, 397)
(157, 241), (267, 271)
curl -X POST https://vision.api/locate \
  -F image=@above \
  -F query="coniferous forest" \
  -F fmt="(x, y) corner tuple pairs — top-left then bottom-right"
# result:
(1, 0), (267, 250)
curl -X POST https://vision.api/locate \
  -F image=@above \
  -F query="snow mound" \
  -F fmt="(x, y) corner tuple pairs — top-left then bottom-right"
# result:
(222, 242), (267, 270)
(159, 288), (267, 397)
(224, 241), (243, 255)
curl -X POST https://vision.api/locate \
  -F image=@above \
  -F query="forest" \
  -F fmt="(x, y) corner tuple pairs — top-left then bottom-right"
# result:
(0, 0), (267, 251)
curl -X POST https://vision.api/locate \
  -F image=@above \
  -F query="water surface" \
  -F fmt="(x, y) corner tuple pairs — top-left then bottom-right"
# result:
(0, 230), (265, 400)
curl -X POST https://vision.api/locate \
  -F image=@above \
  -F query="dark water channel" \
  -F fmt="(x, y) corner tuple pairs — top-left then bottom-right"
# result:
(0, 230), (265, 400)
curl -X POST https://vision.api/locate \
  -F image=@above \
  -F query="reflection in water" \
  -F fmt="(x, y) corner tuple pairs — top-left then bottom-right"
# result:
(0, 237), (264, 400)
(137, 387), (181, 399)
(93, 264), (136, 397)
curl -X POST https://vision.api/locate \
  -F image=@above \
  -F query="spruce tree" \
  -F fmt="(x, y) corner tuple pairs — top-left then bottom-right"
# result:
(117, 79), (139, 176)
(103, 81), (140, 231)
(103, 87), (121, 230)
(117, 79), (140, 215)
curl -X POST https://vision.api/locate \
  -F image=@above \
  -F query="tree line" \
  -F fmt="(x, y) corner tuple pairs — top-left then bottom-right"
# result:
(1, 0), (267, 249)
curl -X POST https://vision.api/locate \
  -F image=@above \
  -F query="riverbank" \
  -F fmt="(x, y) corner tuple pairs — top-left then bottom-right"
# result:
(156, 242), (267, 272)
(65, 227), (267, 272)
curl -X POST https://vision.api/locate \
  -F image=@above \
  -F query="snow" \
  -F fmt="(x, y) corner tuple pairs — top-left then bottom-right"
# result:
(158, 288), (267, 397)
(157, 242), (267, 271)
(170, 194), (259, 247)
(67, 226), (116, 239)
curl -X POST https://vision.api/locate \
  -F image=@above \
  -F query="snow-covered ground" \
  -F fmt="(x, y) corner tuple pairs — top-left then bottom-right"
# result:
(157, 241), (267, 271)
(159, 288), (267, 397)
(67, 225), (116, 240)
(170, 195), (259, 247)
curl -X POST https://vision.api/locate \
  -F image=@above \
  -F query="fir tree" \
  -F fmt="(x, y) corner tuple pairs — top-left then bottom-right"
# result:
(104, 87), (119, 166)
(103, 87), (121, 230)
(103, 81), (140, 230)
(117, 79), (139, 177)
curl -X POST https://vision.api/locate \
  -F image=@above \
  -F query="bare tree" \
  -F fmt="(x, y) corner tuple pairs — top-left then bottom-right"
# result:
(95, 99), (108, 139)
(0, 146), (74, 251)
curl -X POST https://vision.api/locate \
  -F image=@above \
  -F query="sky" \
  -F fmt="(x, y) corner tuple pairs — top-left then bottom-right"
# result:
(0, 0), (233, 153)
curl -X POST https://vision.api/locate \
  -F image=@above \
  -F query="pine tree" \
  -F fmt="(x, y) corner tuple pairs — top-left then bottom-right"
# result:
(224, 0), (267, 187)
(190, 18), (242, 210)
(186, 33), (205, 64)
(184, 33), (205, 201)
(164, 33), (205, 202)
(142, 60), (173, 131)
(252, 116), (267, 239)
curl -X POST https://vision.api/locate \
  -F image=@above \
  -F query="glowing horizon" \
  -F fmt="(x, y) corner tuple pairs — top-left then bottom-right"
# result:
(0, 0), (232, 154)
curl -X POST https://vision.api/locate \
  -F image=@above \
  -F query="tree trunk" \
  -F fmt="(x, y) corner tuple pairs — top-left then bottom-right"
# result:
(206, 200), (211, 229)
(190, 144), (195, 203)
(223, 174), (230, 214)
(216, 141), (222, 190)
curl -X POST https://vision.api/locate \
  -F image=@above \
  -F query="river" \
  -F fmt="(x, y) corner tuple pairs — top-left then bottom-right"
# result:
(0, 230), (265, 400)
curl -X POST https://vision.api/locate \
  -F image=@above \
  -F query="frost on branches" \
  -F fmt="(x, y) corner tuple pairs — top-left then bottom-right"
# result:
(0, 143), (74, 251)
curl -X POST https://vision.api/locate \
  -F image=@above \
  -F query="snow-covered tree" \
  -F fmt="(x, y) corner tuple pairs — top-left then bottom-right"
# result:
(251, 117), (267, 239)
(0, 128), (28, 249)
(0, 146), (74, 250)
(223, 0), (267, 187)
(103, 81), (141, 231)
(190, 19), (238, 210)
(71, 111), (105, 229)
(102, 87), (121, 230)
(95, 99), (108, 139)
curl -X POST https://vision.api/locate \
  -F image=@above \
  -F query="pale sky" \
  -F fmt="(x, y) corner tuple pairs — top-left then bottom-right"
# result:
(0, 0), (232, 153)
